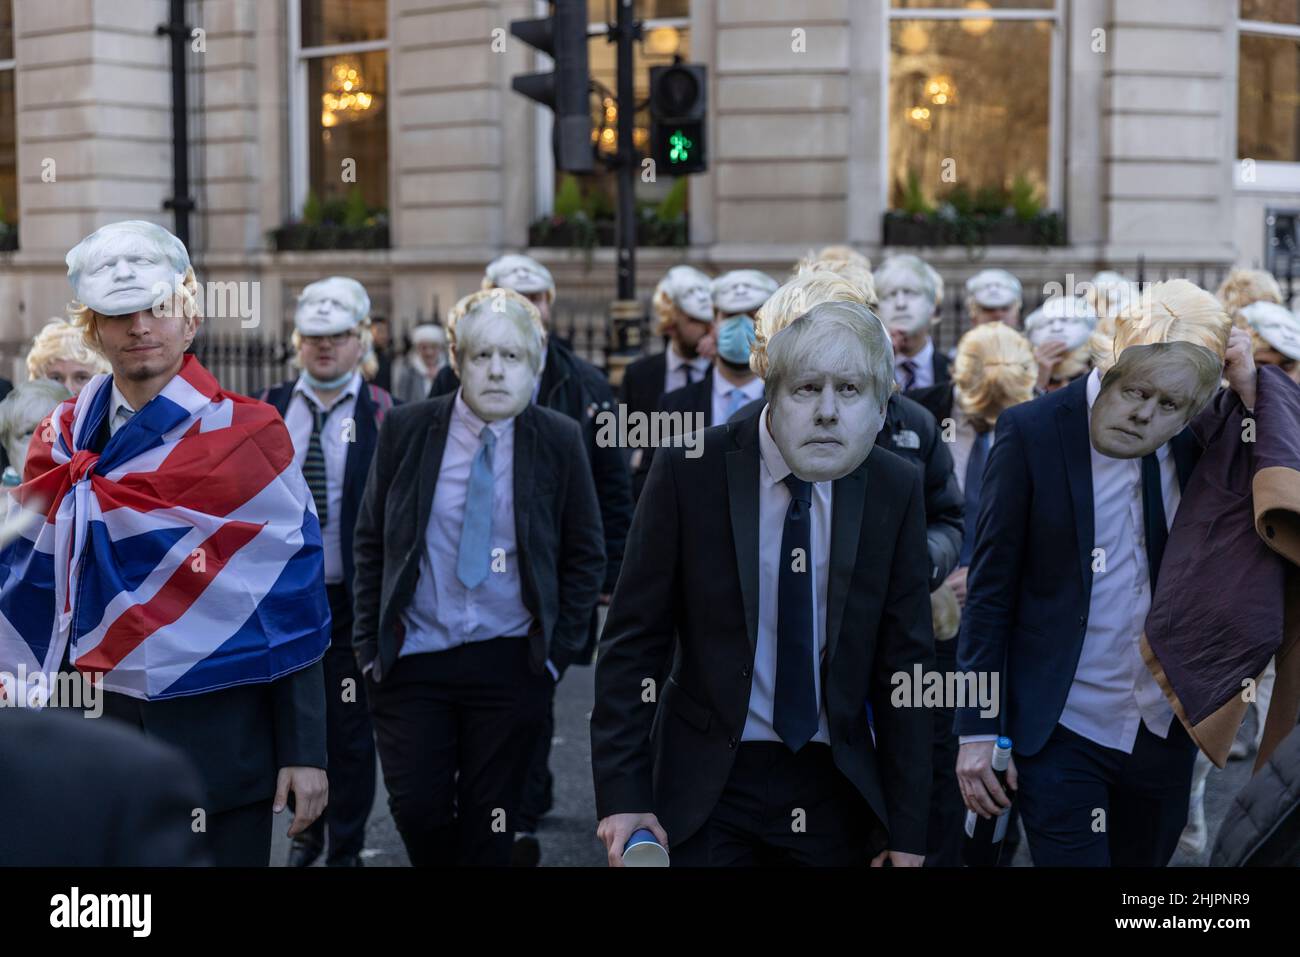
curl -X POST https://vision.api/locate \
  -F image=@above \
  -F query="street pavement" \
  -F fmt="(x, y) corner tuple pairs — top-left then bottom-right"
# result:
(273, 648), (1257, 868)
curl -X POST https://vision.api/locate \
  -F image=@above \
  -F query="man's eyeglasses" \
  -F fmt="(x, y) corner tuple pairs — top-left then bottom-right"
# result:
(302, 331), (358, 347)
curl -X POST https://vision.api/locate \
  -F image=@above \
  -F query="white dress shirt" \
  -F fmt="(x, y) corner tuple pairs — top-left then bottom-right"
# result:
(895, 338), (935, 391)
(710, 370), (765, 427)
(1057, 369), (1180, 753)
(108, 383), (137, 437)
(284, 371), (361, 585)
(742, 406), (832, 745)
(664, 343), (711, 394)
(399, 391), (534, 658)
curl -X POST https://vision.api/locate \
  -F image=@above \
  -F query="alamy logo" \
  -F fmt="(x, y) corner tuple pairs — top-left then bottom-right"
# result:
(50, 887), (151, 937)
(889, 664), (1000, 718)
(594, 404), (705, 459)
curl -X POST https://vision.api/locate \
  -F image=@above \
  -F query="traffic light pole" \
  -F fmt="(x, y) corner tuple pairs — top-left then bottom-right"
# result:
(603, 0), (643, 387)
(613, 0), (638, 301)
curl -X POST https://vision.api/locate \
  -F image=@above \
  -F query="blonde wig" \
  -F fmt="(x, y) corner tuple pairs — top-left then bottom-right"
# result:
(794, 245), (871, 274)
(1216, 268), (1283, 320)
(952, 322), (1037, 425)
(1098, 278), (1231, 376)
(67, 264), (204, 356)
(751, 270), (874, 379)
(26, 318), (111, 380)
(1217, 268), (1287, 361)
(795, 257), (878, 307)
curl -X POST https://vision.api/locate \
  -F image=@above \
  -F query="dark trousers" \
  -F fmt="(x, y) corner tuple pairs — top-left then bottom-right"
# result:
(208, 800), (274, 866)
(673, 742), (875, 866)
(300, 585), (376, 862)
(926, 637), (964, 866)
(366, 635), (552, 866)
(517, 685), (556, 833)
(1016, 720), (1197, 866)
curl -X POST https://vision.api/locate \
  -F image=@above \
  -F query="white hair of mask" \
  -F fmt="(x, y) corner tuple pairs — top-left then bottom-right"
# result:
(484, 254), (555, 296)
(875, 254), (944, 307)
(764, 301), (895, 411)
(65, 220), (191, 294)
(713, 269), (780, 315)
(0, 379), (73, 463)
(659, 265), (714, 321)
(455, 296), (546, 375)
(296, 276), (371, 325)
(1023, 295), (1099, 349)
(411, 323), (447, 347)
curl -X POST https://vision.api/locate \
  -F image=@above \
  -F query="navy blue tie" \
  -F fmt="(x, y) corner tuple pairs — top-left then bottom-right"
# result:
(774, 474), (819, 752)
(959, 429), (990, 567)
(1141, 452), (1168, 591)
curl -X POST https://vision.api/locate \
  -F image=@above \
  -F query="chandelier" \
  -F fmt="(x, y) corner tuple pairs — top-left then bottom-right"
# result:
(321, 61), (378, 129)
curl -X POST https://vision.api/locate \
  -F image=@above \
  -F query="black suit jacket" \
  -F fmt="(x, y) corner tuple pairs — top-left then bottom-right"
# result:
(591, 413), (935, 854)
(954, 376), (1202, 754)
(430, 341), (631, 595)
(352, 396), (606, 683)
(619, 351), (668, 419)
(260, 378), (392, 601)
(905, 382), (954, 425)
(931, 348), (952, 387)
(0, 708), (212, 866)
(83, 408), (327, 814)
(732, 392), (963, 592)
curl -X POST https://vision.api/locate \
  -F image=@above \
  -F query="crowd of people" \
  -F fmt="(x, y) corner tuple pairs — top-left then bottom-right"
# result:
(1, 221), (1298, 868)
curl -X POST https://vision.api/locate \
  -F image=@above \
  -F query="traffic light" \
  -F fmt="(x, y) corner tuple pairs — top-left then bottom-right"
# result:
(650, 63), (708, 175)
(510, 0), (593, 173)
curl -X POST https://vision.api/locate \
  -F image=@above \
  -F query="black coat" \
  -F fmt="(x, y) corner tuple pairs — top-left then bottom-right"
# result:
(352, 396), (606, 684)
(731, 391), (963, 591)
(260, 378), (394, 601)
(0, 707), (212, 865)
(590, 413), (935, 855)
(430, 341), (631, 595)
(1211, 722), (1300, 866)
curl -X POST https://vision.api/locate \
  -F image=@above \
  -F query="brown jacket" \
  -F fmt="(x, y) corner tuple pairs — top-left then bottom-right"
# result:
(1142, 366), (1300, 770)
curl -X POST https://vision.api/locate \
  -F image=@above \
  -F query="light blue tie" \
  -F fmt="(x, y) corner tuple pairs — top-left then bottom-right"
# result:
(456, 426), (497, 590)
(725, 387), (749, 419)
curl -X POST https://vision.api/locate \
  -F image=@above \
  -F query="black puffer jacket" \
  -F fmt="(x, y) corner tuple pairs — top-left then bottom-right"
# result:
(1211, 722), (1300, 866)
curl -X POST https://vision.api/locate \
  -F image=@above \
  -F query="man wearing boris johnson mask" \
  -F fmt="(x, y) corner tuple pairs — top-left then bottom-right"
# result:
(353, 288), (604, 867)
(592, 301), (934, 867)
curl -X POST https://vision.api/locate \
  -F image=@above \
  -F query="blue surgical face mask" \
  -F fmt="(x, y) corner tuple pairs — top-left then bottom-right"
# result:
(303, 368), (354, 391)
(717, 315), (757, 366)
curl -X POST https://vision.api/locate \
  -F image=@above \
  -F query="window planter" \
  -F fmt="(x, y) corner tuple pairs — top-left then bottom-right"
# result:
(269, 221), (389, 251)
(883, 211), (1065, 248)
(528, 213), (688, 251)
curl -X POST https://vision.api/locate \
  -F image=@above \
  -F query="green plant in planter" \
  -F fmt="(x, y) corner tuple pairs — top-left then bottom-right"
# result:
(302, 190), (324, 227)
(554, 175), (585, 219)
(1009, 173), (1042, 222)
(343, 187), (370, 228)
(900, 169), (933, 217)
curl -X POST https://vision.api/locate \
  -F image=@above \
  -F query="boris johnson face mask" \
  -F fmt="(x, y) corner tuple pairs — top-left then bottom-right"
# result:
(457, 313), (539, 422)
(768, 325), (886, 482)
(1089, 341), (1219, 459)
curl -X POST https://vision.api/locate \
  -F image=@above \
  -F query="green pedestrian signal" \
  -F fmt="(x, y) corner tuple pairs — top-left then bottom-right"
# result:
(669, 130), (694, 164)
(650, 65), (707, 174)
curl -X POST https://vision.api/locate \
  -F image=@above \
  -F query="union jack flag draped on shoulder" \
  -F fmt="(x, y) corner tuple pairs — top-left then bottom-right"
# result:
(0, 355), (330, 702)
